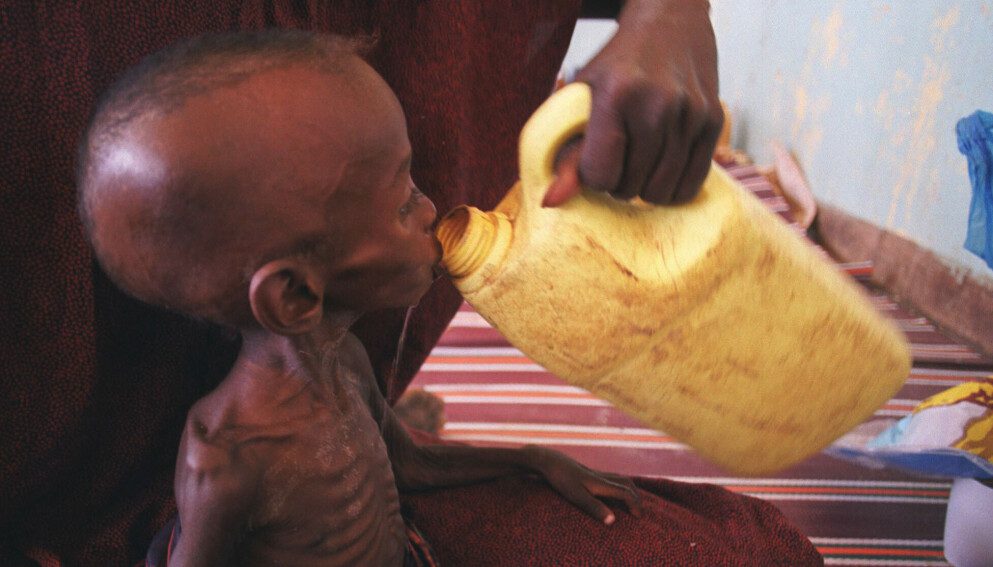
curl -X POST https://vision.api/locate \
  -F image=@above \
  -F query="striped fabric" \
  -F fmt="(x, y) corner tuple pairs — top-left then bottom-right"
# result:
(408, 165), (993, 566)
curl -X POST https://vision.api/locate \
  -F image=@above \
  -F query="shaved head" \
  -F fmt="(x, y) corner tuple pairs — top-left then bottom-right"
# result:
(77, 30), (382, 326)
(79, 30), (371, 180)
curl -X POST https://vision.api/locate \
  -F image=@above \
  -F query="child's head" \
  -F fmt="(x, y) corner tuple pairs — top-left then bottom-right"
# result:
(77, 30), (440, 333)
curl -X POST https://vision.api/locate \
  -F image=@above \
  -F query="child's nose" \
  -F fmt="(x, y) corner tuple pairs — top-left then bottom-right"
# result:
(419, 192), (437, 229)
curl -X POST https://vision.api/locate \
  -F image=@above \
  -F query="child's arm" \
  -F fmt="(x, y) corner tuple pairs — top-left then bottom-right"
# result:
(344, 335), (642, 524)
(394, 435), (643, 525)
(168, 418), (259, 566)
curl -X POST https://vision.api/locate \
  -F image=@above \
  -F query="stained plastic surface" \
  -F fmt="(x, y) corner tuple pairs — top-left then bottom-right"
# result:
(436, 83), (911, 475)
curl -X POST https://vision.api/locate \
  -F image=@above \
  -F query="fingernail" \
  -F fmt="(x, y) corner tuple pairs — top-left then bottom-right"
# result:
(542, 177), (561, 208)
(604, 513), (615, 525)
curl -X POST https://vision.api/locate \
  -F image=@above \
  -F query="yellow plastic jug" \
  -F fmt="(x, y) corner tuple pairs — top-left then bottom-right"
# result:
(435, 83), (910, 475)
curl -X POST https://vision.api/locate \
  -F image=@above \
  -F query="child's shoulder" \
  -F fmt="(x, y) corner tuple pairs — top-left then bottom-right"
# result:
(183, 374), (281, 450)
(183, 390), (251, 451)
(181, 386), (292, 472)
(176, 404), (266, 520)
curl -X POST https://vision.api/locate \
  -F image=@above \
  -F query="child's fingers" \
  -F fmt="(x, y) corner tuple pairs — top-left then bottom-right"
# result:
(568, 487), (616, 524)
(590, 476), (643, 517)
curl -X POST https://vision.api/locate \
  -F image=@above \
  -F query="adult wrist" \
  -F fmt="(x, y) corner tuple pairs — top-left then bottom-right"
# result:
(613, 0), (712, 48)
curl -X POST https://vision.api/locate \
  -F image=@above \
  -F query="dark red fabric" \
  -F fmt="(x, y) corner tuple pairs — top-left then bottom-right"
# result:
(402, 477), (822, 566)
(1, 2), (819, 565)
(403, 520), (440, 567)
(144, 515), (439, 567)
(401, 429), (822, 566)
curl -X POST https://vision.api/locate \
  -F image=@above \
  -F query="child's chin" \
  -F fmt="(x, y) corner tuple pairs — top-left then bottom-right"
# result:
(397, 276), (435, 308)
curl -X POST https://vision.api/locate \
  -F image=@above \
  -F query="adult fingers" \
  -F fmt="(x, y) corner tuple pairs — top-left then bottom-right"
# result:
(667, 101), (724, 204)
(643, 87), (709, 204)
(569, 487), (616, 525)
(669, 133), (712, 204)
(611, 91), (669, 201)
(579, 81), (627, 196)
(543, 138), (585, 208)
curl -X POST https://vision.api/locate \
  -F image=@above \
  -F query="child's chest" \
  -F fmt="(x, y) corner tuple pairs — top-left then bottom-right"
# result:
(244, 378), (406, 562)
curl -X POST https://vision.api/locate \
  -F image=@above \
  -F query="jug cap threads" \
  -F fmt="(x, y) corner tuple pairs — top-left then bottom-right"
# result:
(437, 206), (512, 280)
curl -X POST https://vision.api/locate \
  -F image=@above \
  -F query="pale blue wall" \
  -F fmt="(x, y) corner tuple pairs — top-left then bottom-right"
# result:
(564, 4), (993, 276)
(561, 19), (618, 77)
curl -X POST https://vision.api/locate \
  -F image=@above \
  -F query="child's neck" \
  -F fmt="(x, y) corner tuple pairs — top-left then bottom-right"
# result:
(236, 310), (361, 388)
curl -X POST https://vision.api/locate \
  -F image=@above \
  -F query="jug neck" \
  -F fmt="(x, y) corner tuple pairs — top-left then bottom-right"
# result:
(437, 206), (513, 279)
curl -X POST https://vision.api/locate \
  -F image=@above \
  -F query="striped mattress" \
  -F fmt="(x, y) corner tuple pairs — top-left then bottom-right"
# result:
(408, 164), (993, 566)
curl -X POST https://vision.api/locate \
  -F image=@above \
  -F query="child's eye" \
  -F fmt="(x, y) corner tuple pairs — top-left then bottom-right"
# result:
(399, 186), (422, 218)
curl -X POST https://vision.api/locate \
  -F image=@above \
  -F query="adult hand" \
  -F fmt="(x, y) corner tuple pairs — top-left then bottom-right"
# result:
(525, 445), (642, 524)
(544, 0), (723, 207)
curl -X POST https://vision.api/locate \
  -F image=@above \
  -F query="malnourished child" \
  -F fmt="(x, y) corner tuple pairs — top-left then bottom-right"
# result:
(77, 30), (641, 566)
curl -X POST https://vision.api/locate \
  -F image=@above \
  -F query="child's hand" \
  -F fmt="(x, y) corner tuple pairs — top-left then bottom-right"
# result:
(524, 445), (643, 524)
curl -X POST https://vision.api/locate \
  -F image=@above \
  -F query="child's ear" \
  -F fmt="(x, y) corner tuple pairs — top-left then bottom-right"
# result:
(248, 259), (325, 335)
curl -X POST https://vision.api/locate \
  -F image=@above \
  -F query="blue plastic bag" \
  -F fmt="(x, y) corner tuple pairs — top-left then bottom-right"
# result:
(827, 377), (993, 479)
(957, 110), (993, 269)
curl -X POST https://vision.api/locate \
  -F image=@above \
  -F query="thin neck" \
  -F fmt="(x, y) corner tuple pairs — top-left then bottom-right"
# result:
(238, 310), (360, 385)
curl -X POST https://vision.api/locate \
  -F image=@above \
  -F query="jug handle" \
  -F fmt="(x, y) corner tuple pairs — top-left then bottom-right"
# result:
(519, 82), (653, 210)
(518, 82), (591, 208)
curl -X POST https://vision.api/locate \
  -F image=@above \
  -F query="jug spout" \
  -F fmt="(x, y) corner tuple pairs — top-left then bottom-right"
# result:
(437, 206), (513, 288)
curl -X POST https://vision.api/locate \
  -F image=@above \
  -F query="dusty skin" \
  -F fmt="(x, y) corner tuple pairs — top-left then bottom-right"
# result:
(81, 49), (641, 566)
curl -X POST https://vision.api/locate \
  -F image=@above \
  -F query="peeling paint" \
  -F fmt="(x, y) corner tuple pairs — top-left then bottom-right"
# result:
(932, 5), (961, 51)
(925, 167), (941, 206)
(770, 70), (785, 131)
(788, 7), (844, 159)
(800, 94), (831, 162)
(873, 70), (910, 133)
(873, 3), (892, 24)
(822, 8), (844, 65)
(874, 90), (891, 127)
(711, 1), (993, 275)
(885, 10), (956, 229)
(893, 69), (913, 91)
(792, 86), (809, 139)
(936, 5), (961, 33)
(887, 69), (946, 228)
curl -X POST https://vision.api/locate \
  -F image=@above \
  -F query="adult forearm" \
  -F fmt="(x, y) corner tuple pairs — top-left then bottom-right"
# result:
(581, 0), (710, 23)
(614, 0), (712, 43)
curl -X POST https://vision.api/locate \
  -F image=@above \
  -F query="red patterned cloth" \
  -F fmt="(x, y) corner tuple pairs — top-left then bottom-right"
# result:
(1, 2), (819, 565)
(143, 515), (439, 567)
(403, 476), (821, 566)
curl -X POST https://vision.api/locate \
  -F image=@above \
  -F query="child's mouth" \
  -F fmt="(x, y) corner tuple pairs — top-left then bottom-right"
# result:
(430, 237), (445, 278)
(431, 263), (445, 279)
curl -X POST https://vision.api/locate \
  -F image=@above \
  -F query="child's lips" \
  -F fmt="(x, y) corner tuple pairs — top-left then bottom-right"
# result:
(430, 236), (445, 278)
